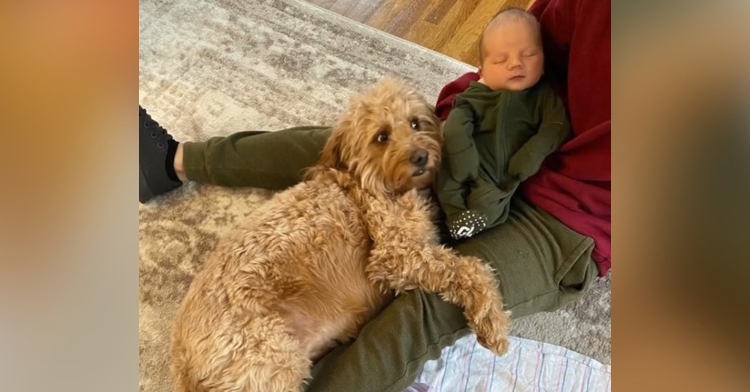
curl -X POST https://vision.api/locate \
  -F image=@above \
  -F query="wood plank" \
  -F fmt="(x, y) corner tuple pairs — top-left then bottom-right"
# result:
(441, 0), (531, 65)
(425, 0), (463, 25)
(302, 0), (538, 65)
(403, 0), (478, 55)
(365, 0), (410, 31)
(367, 0), (434, 37)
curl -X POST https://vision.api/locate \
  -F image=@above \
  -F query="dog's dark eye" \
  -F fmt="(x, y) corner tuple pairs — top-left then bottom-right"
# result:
(376, 133), (389, 143)
(410, 119), (420, 131)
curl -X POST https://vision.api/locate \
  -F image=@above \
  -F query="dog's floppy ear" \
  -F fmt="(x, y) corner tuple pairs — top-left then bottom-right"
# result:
(304, 127), (347, 181)
(319, 127), (347, 169)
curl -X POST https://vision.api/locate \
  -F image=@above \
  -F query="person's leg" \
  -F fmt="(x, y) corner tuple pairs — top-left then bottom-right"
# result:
(139, 104), (333, 202)
(304, 197), (598, 392)
(181, 126), (332, 190)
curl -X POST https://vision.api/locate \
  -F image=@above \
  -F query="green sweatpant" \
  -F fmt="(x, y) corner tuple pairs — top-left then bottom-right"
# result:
(183, 126), (598, 392)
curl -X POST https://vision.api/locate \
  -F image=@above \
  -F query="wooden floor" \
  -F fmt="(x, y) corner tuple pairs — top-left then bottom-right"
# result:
(304, 0), (536, 66)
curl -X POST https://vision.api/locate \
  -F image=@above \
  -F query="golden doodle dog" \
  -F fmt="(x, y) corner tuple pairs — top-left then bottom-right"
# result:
(170, 78), (511, 392)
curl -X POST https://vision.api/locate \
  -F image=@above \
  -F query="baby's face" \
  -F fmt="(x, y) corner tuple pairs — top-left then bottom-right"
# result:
(480, 21), (544, 91)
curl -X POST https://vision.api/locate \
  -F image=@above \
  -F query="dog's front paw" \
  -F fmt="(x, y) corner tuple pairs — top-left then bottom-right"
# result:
(469, 308), (511, 357)
(394, 188), (430, 210)
(475, 329), (509, 356)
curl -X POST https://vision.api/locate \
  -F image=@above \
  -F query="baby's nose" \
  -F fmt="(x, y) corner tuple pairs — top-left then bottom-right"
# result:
(508, 57), (523, 68)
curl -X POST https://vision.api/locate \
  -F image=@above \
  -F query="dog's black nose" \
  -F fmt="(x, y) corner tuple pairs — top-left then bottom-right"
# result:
(410, 149), (429, 167)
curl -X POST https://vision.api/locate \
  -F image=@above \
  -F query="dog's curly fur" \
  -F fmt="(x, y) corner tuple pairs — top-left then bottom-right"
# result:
(170, 79), (511, 392)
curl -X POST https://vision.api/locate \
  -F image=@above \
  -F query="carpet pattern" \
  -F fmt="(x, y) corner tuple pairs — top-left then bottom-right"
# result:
(139, 0), (610, 390)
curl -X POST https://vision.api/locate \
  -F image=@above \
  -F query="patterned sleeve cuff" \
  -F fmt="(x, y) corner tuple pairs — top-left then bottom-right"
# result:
(448, 210), (488, 239)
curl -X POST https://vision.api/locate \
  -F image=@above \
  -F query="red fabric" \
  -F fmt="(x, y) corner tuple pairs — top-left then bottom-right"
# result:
(435, 73), (480, 121)
(434, 0), (611, 276)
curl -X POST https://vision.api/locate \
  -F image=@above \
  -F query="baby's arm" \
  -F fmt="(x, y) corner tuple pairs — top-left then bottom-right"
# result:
(507, 85), (571, 180)
(442, 105), (480, 182)
(435, 105), (482, 238)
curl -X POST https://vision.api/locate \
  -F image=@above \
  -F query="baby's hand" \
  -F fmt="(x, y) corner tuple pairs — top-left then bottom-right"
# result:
(508, 150), (542, 181)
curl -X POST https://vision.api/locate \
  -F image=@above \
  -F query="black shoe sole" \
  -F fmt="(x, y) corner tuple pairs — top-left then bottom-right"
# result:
(139, 165), (156, 204)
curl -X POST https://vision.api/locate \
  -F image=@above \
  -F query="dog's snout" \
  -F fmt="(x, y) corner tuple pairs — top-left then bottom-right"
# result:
(410, 149), (429, 167)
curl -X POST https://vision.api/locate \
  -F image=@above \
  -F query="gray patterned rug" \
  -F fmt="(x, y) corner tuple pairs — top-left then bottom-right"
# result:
(138, 0), (611, 390)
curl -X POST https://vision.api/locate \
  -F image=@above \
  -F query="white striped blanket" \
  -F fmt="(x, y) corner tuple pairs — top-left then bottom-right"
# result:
(412, 335), (611, 392)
